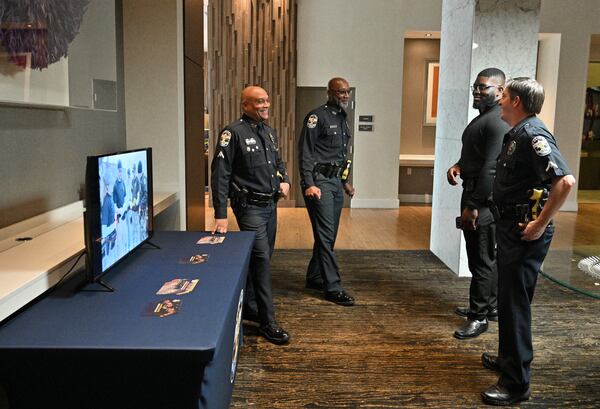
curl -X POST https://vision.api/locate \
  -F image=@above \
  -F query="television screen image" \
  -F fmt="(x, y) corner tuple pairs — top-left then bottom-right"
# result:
(85, 148), (153, 284)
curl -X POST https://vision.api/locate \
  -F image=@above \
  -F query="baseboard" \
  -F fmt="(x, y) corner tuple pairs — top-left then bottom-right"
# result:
(398, 194), (432, 204)
(350, 198), (399, 208)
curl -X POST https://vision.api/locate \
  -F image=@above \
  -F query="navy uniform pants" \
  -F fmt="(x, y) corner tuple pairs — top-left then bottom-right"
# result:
(232, 199), (277, 325)
(463, 223), (498, 320)
(304, 174), (344, 293)
(496, 218), (554, 392)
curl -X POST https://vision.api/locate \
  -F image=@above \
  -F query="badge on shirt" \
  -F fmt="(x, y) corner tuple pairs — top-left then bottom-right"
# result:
(307, 114), (318, 129)
(220, 130), (232, 147)
(217, 151), (225, 159)
(532, 136), (551, 156)
(245, 137), (257, 145)
(507, 140), (516, 156)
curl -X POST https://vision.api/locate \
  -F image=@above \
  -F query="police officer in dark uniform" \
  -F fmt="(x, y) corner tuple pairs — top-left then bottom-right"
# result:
(298, 77), (355, 306)
(447, 68), (510, 339)
(481, 78), (575, 406)
(211, 85), (290, 345)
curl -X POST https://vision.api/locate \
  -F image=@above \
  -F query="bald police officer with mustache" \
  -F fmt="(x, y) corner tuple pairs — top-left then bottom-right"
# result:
(211, 85), (290, 345)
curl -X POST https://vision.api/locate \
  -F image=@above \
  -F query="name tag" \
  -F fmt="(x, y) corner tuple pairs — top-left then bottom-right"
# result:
(245, 137), (257, 145)
(329, 125), (338, 128)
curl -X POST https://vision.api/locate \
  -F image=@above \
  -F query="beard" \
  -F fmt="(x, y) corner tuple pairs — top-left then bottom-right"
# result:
(333, 95), (349, 109)
(473, 93), (497, 111)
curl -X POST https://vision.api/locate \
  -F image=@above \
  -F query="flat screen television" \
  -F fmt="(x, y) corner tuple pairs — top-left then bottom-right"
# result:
(84, 148), (153, 287)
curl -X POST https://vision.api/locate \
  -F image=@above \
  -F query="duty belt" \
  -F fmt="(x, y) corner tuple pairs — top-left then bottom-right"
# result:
(231, 181), (278, 206)
(245, 190), (276, 205)
(495, 203), (530, 221)
(314, 163), (343, 178)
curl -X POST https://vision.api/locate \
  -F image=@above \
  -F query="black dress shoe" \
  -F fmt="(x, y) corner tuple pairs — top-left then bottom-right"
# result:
(325, 290), (355, 306)
(242, 309), (260, 323)
(259, 322), (290, 345)
(481, 384), (530, 406)
(455, 306), (498, 322)
(481, 352), (501, 372)
(453, 318), (488, 339)
(305, 280), (325, 291)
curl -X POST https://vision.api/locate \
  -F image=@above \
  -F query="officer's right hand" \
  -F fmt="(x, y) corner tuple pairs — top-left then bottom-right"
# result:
(447, 164), (461, 186)
(213, 219), (228, 234)
(304, 186), (321, 200)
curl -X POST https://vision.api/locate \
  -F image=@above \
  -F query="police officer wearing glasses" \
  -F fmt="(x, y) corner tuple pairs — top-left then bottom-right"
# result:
(298, 77), (356, 306)
(447, 68), (510, 339)
(211, 85), (291, 345)
(480, 78), (575, 406)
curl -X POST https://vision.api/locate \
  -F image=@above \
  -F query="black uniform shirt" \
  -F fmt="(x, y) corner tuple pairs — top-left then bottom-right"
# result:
(211, 114), (289, 219)
(493, 115), (571, 206)
(457, 103), (510, 224)
(298, 103), (351, 189)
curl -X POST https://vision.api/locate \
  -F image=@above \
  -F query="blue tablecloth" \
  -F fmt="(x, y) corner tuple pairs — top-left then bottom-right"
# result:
(0, 230), (254, 409)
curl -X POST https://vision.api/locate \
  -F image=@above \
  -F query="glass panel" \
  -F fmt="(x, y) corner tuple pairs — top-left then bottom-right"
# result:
(542, 246), (600, 299)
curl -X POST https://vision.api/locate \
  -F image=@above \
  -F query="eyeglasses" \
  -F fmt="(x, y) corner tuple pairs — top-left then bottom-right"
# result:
(331, 89), (352, 96)
(471, 83), (496, 92)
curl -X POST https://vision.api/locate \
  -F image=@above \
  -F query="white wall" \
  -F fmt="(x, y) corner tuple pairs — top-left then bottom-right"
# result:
(540, 0), (600, 210)
(123, 0), (185, 228)
(297, 0), (442, 208)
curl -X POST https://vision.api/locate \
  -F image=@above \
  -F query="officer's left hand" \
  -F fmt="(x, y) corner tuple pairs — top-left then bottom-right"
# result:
(461, 208), (478, 231)
(520, 219), (546, 241)
(279, 182), (290, 198)
(343, 183), (355, 197)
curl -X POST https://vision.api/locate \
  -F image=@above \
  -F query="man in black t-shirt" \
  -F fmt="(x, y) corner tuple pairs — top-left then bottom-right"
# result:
(447, 68), (509, 339)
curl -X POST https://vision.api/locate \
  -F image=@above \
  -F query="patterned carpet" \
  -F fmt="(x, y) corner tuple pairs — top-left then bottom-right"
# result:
(231, 249), (600, 408)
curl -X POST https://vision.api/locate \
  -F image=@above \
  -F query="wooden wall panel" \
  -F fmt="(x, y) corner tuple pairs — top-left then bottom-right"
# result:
(209, 0), (297, 201)
(184, 0), (205, 230)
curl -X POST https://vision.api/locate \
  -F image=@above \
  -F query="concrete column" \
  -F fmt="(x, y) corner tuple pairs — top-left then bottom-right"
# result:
(431, 0), (540, 276)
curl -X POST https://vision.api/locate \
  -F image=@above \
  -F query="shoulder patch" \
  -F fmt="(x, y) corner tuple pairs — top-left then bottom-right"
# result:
(531, 136), (551, 156)
(307, 114), (318, 129)
(220, 130), (232, 147)
(507, 140), (516, 156)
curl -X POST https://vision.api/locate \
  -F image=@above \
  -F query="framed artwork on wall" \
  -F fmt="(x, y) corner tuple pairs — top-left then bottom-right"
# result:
(424, 61), (439, 126)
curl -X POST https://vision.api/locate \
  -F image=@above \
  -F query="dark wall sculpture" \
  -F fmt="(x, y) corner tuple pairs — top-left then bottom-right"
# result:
(0, 0), (90, 69)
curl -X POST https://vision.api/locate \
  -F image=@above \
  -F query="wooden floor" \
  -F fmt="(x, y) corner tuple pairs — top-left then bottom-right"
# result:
(231, 250), (600, 408)
(206, 203), (600, 250)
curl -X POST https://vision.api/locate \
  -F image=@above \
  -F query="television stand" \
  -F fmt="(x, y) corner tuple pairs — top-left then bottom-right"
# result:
(81, 279), (116, 292)
(142, 240), (161, 250)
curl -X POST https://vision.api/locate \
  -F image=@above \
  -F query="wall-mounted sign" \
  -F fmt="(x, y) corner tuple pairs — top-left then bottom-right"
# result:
(358, 124), (374, 132)
(359, 115), (374, 122)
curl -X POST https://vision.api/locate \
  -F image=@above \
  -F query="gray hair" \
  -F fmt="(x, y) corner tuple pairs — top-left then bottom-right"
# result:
(505, 77), (545, 114)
